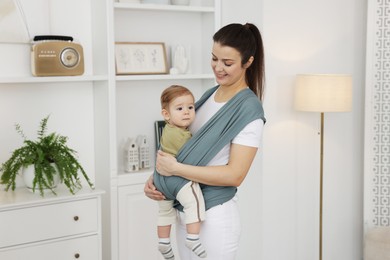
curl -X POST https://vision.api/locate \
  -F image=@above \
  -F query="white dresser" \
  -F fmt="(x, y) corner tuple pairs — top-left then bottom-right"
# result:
(0, 187), (104, 260)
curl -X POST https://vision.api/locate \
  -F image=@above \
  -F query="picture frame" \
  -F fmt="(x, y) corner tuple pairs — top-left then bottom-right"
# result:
(115, 42), (168, 75)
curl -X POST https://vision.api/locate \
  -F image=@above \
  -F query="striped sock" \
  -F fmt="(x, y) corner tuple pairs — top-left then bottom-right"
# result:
(185, 234), (207, 258)
(158, 238), (175, 260)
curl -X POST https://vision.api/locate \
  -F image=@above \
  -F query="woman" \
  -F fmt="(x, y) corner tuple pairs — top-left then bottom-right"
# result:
(145, 22), (266, 260)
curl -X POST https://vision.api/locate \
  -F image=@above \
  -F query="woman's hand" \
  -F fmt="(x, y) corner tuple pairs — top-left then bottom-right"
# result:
(144, 175), (165, 201)
(156, 150), (178, 177)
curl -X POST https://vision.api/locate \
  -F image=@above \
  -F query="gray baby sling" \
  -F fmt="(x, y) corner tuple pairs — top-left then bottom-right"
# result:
(153, 85), (265, 210)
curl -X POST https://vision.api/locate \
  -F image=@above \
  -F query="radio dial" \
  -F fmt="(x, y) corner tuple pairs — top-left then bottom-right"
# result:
(61, 47), (79, 68)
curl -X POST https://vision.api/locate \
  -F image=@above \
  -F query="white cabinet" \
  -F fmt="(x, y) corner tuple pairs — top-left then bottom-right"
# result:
(0, 188), (104, 260)
(117, 173), (161, 260)
(117, 173), (181, 260)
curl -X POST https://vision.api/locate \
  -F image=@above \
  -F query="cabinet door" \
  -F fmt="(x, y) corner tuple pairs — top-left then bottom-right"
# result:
(0, 235), (99, 260)
(118, 183), (178, 260)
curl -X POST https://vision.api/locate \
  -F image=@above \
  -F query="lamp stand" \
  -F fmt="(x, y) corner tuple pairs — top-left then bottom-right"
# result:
(295, 74), (352, 260)
(319, 112), (324, 260)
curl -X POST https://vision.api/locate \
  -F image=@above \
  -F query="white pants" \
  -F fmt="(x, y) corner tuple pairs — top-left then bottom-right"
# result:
(158, 181), (205, 226)
(176, 196), (241, 260)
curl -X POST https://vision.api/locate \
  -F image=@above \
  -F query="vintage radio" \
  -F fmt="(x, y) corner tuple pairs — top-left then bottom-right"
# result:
(31, 35), (84, 76)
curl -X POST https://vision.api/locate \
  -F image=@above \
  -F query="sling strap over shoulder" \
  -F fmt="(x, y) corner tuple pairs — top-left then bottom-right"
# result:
(153, 86), (265, 209)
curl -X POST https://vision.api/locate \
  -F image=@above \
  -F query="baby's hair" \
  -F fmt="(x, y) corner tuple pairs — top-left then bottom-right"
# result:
(160, 85), (194, 110)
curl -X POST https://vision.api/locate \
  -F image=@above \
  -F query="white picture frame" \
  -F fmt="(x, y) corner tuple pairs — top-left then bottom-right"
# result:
(115, 42), (168, 75)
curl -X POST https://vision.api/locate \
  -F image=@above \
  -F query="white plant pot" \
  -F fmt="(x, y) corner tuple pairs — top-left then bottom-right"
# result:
(23, 164), (61, 192)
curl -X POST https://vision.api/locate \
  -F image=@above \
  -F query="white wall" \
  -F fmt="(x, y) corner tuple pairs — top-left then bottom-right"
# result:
(222, 0), (366, 259)
(0, 0), (97, 188)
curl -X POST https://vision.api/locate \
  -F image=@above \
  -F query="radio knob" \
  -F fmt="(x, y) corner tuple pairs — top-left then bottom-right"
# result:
(60, 47), (79, 68)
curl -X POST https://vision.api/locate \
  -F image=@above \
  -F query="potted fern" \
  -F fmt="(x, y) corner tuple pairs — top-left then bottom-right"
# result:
(0, 115), (94, 196)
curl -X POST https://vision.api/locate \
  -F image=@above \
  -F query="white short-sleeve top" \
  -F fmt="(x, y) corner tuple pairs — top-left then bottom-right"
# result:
(190, 90), (264, 166)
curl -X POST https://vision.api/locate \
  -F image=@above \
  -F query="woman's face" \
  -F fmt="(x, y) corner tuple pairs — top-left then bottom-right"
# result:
(211, 42), (247, 87)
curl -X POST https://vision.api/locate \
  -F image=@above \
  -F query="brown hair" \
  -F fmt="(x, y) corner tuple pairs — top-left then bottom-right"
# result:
(213, 23), (265, 101)
(160, 85), (194, 110)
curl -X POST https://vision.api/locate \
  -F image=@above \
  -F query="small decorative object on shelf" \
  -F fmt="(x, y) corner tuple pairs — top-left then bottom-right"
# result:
(137, 135), (151, 169)
(0, 115), (94, 196)
(31, 35), (85, 77)
(125, 138), (139, 172)
(171, 45), (190, 74)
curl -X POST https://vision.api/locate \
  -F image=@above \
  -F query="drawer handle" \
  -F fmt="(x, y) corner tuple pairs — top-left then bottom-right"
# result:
(74, 216), (79, 221)
(74, 253), (80, 258)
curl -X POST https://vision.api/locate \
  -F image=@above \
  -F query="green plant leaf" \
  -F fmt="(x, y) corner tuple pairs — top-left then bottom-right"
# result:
(0, 116), (94, 196)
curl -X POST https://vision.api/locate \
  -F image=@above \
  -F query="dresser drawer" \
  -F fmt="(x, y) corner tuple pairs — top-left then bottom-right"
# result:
(0, 235), (99, 260)
(0, 198), (98, 248)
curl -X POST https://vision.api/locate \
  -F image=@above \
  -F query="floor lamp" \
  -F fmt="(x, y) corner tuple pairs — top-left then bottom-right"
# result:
(294, 74), (352, 260)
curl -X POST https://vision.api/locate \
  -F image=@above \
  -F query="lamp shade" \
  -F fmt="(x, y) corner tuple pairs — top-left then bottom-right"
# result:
(294, 74), (352, 112)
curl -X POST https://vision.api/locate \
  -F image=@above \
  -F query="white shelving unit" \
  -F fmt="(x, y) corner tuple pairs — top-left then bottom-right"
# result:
(109, 1), (220, 259)
(0, 0), (220, 259)
(0, 0), (110, 259)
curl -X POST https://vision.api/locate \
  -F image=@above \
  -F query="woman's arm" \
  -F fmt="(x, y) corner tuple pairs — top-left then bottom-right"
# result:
(144, 175), (165, 201)
(156, 143), (258, 187)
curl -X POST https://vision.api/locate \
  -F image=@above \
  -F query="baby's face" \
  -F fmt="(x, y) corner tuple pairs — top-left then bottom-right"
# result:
(166, 94), (195, 128)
